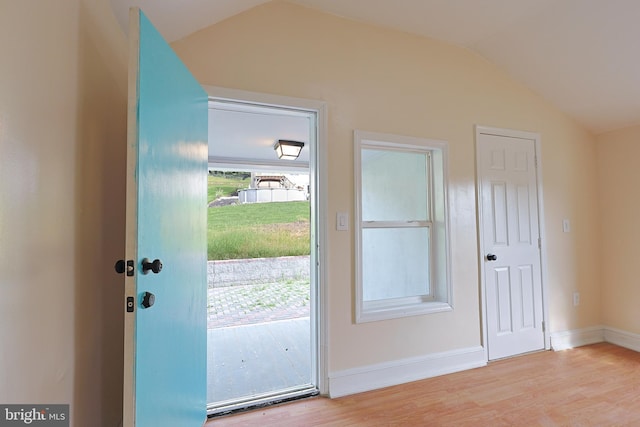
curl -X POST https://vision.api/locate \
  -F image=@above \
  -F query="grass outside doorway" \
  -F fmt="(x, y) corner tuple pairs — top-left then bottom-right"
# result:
(207, 173), (249, 203)
(208, 200), (310, 260)
(207, 173), (311, 260)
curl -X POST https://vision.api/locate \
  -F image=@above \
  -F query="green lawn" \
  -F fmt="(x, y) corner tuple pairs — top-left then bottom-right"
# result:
(207, 172), (311, 260)
(208, 201), (310, 260)
(207, 173), (250, 203)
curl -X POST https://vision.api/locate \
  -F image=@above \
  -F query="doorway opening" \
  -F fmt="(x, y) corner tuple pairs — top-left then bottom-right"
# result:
(206, 98), (320, 415)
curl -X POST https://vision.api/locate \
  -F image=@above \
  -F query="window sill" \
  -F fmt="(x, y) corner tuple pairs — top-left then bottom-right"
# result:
(356, 300), (452, 323)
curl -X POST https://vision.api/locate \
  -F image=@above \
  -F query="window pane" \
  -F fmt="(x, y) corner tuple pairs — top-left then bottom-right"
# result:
(361, 149), (428, 221)
(362, 227), (430, 301)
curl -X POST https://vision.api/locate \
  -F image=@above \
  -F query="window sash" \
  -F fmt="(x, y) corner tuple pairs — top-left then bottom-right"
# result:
(361, 225), (433, 302)
(354, 130), (451, 323)
(360, 147), (432, 223)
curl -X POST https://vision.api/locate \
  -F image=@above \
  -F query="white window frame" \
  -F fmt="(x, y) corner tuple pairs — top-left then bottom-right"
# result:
(354, 130), (452, 323)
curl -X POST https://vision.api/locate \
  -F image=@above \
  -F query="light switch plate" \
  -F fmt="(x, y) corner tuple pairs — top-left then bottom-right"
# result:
(337, 212), (348, 231)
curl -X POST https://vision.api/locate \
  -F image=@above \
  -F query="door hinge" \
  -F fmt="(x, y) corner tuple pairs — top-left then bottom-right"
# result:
(538, 237), (541, 249)
(542, 321), (546, 332)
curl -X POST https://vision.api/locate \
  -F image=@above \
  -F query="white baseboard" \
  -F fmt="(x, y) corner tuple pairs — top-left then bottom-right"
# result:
(327, 327), (640, 399)
(550, 326), (604, 350)
(604, 327), (640, 352)
(550, 325), (640, 353)
(328, 346), (485, 398)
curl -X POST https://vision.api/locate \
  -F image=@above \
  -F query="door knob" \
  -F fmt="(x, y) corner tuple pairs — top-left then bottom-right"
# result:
(142, 258), (163, 274)
(486, 254), (498, 261)
(141, 291), (155, 309)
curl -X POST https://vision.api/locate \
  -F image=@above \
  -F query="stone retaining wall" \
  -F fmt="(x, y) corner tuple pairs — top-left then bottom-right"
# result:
(207, 255), (310, 288)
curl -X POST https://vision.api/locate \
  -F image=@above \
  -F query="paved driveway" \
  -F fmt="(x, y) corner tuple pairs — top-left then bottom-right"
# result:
(207, 279), (310, 329)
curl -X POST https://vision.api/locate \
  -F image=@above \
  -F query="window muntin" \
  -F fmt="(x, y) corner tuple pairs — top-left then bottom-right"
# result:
(355, 131), (451, 322)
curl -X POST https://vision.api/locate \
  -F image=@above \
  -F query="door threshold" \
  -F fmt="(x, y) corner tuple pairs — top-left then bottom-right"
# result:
(207, 385), (318, 418)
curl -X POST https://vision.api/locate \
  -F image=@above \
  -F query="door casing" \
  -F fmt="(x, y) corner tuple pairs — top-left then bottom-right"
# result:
(204, 85), (329, 395)
(475, 125), (550, 361)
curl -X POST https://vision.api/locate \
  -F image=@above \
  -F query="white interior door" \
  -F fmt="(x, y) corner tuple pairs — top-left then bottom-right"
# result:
(477, 130), (545, 360)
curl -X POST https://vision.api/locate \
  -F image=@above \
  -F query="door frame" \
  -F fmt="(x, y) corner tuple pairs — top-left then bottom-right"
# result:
(475, 125), (551, 361)
(203, 85), (329, 395)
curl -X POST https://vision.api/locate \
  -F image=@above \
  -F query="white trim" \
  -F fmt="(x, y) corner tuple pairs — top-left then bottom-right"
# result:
(475, 125), (550, 362)
(534, 133), (551, 351)
(208, 156), (309, 171)
(328, 346), (485, 398)
(549, 326), (640, 352)
(353, 130), (452, 323)
(604, 327), (640, 352)
(550, 326), (605, 351)
(315, 101), (329, 396)
(203, 85), (329, 396)
(327, 326), (640, 399)
(205, 86), (325, 113)
(328, 326), (640, 400)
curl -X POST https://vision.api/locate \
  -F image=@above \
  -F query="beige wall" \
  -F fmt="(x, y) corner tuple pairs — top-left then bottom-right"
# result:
(597, 125), (640, 333)
(0, 0), (607, 422)
(0, 0), (127, 425)
(172, 0), (601, 373)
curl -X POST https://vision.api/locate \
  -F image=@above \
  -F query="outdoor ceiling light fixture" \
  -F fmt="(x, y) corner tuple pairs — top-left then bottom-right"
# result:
(274, 140), (304, 160)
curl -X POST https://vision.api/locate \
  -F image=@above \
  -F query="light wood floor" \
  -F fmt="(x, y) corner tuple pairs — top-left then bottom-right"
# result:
(207, 343), (640, 426)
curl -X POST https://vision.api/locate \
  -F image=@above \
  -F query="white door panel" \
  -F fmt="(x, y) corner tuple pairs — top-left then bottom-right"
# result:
(479, 132), (544, 360)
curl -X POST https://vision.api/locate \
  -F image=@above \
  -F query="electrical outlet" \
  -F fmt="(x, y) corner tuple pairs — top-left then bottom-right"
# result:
(563, 219), (571, 233)
(573, 291), (580, 306)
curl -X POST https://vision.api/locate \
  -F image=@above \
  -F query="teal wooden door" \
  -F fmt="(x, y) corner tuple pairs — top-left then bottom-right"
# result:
(123, 8), (208, 427)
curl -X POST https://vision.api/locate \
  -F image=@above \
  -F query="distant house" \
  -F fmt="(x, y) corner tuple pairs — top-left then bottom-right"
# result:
(253, 175), (294, 189)
(239, 173), (308, 204)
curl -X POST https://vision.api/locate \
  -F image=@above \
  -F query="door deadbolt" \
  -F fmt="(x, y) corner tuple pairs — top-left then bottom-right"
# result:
(141, 292), (155, 309)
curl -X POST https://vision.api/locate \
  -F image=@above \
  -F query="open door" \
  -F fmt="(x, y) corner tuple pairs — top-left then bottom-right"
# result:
(123, 8), (208, 426)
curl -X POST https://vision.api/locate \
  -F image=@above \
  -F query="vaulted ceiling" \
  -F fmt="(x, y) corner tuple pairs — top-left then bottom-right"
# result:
(109, 0), (640, 134)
